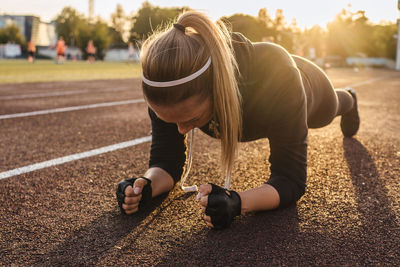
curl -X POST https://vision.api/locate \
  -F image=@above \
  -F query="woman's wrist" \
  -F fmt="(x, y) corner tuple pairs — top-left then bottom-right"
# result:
(238, 184), (280, 214)
(144, 167), (175, 197)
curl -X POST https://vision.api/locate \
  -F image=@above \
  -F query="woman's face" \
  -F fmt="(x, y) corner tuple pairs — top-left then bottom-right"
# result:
(147, 95), (213, 135)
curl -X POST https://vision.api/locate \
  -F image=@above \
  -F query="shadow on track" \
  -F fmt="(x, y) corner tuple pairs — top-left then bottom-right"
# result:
(35, 192), (192, 266)
(157, 206), (305, 265)
(156, 138), (400, 265)
(343, 138), (400, 260)
(36, 138), (400, 265)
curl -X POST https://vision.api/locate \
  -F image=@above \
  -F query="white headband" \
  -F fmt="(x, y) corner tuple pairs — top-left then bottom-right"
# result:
(142, 57), (212, 88)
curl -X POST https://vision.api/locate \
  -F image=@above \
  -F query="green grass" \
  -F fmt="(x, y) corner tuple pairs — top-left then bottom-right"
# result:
(0, 59), (142, 84)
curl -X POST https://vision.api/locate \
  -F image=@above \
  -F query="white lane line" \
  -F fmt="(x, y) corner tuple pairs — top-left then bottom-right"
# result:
(0, 136), (152, 180)
(0, 74), (393, 180)
(0, 99), (145, 120)
(0, 90), (89, 100)
(346, 76), (395, 88)
(0, 87), (129, 100)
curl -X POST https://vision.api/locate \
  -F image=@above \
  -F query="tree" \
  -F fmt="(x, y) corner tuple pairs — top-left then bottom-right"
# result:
(300, 25), (326, 58)
(55, 7), (87, 46)
(214, 9), (297, 51)
(55, 7), (111, 59)
(324, 8), (397, 61)
(110, 4), (128, 47)
(369, 23), (397, 59)
(351, 11), (372, 56)
(90, 19), (112, 59)
(270, 9), (296, 52)
(129, 1), (187, 42)
(326, 9), (373, 57)
(220, 14), (267, 42)
(0, 23), (25, 45)
(258, 8), (273, 29)
(273, 9), (286, 32)
(326, 9), (354, 57)
(78, 17), (112, 60)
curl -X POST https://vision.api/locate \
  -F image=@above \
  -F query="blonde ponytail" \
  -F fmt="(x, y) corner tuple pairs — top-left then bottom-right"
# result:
(141, 10), (242, 185)
(177, 11), (242, 185)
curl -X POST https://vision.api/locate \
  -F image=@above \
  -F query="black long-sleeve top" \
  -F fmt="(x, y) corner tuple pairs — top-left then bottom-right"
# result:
(148, 33), (309, 208)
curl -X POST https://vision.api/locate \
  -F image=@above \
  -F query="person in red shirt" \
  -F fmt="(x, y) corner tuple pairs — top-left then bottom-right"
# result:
(27, 40), (36, 63)
(86, 40), (96, 63)
(56, 36), (66, 64)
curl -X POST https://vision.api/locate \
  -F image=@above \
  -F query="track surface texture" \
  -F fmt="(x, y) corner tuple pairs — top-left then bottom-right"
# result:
(1, 68), (399, 266)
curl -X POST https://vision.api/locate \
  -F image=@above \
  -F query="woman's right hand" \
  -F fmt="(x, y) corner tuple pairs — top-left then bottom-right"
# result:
(121, 178), (149, 214)
(116, 177), (152, 214)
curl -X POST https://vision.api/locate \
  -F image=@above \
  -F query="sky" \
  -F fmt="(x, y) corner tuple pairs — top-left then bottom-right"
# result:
(0, 0), (399, 28)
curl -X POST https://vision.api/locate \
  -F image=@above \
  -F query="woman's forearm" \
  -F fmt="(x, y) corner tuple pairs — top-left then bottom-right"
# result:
(143, 168), (281, 214)
(144, 167), (175, 197)
(238, 184), (280, 214)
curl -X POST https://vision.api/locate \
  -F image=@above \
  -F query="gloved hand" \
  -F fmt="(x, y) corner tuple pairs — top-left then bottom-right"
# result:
(199, 183), (241, 230)
(116, 177), (152, 214)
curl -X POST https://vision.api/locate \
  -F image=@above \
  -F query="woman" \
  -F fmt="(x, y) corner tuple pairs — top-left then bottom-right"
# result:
(86, 40), (96, 63)
(27, 40), (36, 63)
(56, 37), (66, 64)
(116, 11), (360, 229)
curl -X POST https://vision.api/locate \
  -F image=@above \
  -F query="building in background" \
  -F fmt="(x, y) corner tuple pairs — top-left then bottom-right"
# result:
(0, 14), (56, 46)
(0, 14), (57, 58)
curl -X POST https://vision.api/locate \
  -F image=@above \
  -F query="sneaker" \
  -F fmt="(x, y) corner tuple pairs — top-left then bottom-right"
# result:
(340, 88), (360, 137)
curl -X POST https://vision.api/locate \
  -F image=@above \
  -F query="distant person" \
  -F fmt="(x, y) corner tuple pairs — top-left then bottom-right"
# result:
(128, 42), (136, 63)
(308, 47), (316, 62)
(86, 40), (96, 63)
(27, 40), (36, 63)
(116, 11), (360, 230)
(56, 36), (66, 64)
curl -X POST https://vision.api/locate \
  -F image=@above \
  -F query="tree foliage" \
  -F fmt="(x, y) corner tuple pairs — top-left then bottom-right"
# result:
(220, 14), (267, 42)
(78, 18), (112, 60)
(326, 9), (397, 59)
(221, 8), (297, 53)
(299, 25), (326, 58)
(222, 7), (397, 60)
(52, 3), (398, 61)
(55, 7), (111, 59)
(129, 1), (187, 42)
(370, 24), (397, 59)
(0, 23), (25, 45)
(110, 4), (128, 47)
(55, 7), (86, 46)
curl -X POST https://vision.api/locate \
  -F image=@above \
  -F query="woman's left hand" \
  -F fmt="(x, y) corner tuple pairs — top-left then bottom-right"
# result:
(197, 183), (242, 229)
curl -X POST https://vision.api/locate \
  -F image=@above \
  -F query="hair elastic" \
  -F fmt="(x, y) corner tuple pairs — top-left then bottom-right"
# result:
(142, 57), (212, 88)
(173, 23), (186, 33)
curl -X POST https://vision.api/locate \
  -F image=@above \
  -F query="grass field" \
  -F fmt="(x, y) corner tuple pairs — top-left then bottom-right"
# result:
(0, 59), (142, 84)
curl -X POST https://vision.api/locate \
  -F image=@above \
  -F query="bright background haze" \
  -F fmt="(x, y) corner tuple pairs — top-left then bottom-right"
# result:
(1, 0), (399, 28)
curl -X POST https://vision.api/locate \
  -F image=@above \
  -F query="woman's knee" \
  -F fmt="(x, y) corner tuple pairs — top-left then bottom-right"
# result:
(307, 113), (336, 128)
(307, 96), (338, 128)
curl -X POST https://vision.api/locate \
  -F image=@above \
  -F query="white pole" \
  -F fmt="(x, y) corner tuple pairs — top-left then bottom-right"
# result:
(396, 18), (400, 70)
(397, 1), (400, 70)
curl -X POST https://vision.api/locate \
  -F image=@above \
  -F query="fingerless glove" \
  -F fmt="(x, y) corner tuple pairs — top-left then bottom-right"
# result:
(116, 177), (152, 214)
(205, 183), (241, 229)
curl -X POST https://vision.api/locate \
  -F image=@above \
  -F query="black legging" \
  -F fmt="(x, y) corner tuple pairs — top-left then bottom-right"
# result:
(293, 56), (354, 129)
